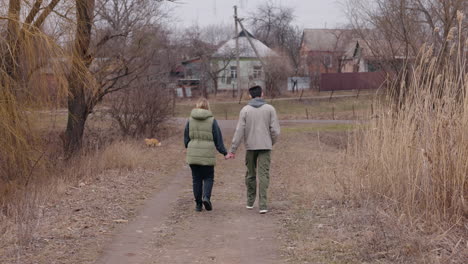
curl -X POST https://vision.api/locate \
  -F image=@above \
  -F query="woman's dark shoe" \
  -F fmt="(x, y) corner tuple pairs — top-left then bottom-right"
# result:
(202, 197), (212, 211)
(195, 203), (203, 212)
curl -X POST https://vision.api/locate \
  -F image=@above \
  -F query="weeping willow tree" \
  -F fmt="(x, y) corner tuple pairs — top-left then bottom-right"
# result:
(0, 0), (69, 184)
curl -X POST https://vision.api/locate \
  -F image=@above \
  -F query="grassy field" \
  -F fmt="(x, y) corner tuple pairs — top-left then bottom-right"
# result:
(281, 123), (357, 133)
(175, 95), (373, 120)
(27, 94), (373, 134)
(28, 108), (114, 133)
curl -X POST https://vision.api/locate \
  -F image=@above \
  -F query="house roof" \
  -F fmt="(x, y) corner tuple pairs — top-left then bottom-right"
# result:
(212, 30), (277, 58)
(342, 40), (362, 59)
(342, 37), (408, 60)
(182, 57), (201, 65)
(301, 29), (354, 52)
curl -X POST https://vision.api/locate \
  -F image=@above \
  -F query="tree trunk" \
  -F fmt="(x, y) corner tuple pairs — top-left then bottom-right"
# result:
(5, 0), (21, 78)
(213, 78), (218, 96)
(64, 103), (88, 155)
(64, 75), (89, 155)
(64, 0), (94, 156)
(201, 78), (208, 99)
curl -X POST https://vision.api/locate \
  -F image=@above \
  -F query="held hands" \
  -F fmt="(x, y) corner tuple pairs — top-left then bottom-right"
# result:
(225, 153), (236, 160)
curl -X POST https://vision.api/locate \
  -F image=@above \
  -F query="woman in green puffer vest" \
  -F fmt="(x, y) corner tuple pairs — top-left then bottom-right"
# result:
(184, 98), (228, 212)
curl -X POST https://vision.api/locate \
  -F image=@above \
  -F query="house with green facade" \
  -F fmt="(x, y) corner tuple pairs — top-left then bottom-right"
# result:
(211, 30), (277, 94)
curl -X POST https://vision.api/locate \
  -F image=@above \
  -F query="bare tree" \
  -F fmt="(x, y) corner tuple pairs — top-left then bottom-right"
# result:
(282, 25), (303, 74)
(345, 0), (467, 103)
(306, 29), (354, 74)
(345, 0), (467, 70)
(301, 29), (354, 90)
(63, 0), (173, 155)
(200, 23), (233, 46)
(248, 1), (303, 74)
(263, 55), (293, 97)
(64, 0), (95, 156)
(179, 24), (235, 97)
(248, 1), (295, 47)
(110, 82), (173, 138)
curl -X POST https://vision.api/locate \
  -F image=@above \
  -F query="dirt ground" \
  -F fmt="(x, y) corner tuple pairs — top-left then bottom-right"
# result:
(1, 119), (465, 264)
(0, 133), (186, 264)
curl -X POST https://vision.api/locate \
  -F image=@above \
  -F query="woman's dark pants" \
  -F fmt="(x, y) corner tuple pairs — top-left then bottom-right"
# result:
(189, 165), (214, 204)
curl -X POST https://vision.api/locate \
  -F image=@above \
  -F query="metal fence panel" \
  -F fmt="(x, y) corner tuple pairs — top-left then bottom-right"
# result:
(288, 77), (310, 91)
(320, 72), (386, 91)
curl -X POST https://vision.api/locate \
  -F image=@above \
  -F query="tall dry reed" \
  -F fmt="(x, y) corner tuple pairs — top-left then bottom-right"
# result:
(350, 13), (467, 225)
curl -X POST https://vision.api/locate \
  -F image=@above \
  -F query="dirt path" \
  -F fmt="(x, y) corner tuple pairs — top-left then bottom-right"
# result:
(98, 170), (188, 264)
(97, 122), (285, 264)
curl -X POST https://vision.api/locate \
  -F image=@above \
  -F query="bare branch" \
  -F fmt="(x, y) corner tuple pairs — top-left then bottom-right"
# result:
(33, 0), (61, 28)
(24, 0), (43, 25)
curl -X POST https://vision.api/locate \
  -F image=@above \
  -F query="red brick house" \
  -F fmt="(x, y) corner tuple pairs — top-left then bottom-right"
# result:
(300, 29), (354, 88)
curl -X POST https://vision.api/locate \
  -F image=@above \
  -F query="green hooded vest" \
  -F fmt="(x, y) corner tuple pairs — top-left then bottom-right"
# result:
(186, 109), (216, 166)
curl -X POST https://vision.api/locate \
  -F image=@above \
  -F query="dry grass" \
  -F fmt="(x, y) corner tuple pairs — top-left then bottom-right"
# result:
(86, 140), (167, 172)
(0, 95), (178, 255)
(276, 126), (466, 263)
(100, 141), (146, 170)
(349, 27), (467, 224)
(342, 14), (468, 263)
(272, 129), (363, 263)
(0, 128), (184, 263)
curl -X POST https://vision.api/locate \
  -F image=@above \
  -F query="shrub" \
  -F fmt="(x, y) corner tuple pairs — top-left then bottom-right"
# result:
(110, 83), (173, 138)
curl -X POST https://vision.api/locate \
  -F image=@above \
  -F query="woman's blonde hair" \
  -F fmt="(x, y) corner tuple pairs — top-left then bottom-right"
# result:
(195, 98), (210, 110)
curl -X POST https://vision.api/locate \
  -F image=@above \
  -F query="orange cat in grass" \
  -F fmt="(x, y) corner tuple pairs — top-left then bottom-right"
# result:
(144, 138), (161, 147)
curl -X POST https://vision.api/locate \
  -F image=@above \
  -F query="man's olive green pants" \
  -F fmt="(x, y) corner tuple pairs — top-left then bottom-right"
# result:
(245, 150), (271, 210)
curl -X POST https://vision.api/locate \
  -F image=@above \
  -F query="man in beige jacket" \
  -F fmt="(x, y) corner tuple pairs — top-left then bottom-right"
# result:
(227, 86), (280, 214)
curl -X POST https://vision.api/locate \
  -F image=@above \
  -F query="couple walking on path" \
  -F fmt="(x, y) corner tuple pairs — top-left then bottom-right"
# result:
(184, 85), (281, 214)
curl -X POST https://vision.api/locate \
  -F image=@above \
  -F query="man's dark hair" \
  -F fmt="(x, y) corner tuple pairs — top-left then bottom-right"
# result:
(249, 85), (262, 98)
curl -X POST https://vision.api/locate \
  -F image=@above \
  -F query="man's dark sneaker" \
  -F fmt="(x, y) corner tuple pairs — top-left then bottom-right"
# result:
(202, 197), (212, 211)
(195, 203), (203, 212)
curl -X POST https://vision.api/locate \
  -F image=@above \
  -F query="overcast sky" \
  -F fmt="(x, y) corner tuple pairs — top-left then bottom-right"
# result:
(168, 0), (348, 29)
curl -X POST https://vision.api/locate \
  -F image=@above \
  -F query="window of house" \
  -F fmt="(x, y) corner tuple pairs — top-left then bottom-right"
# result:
(221, 69), (227, 84)
(323, 54), (333, 68)
(230, 66), (237, 79)
(253, 66), (262, 79)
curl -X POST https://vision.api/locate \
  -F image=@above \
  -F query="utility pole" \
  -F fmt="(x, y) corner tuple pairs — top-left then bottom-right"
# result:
(237, 19), (266, 70)
(237, 18), (269, 96)
(234, 5), (241, 97)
